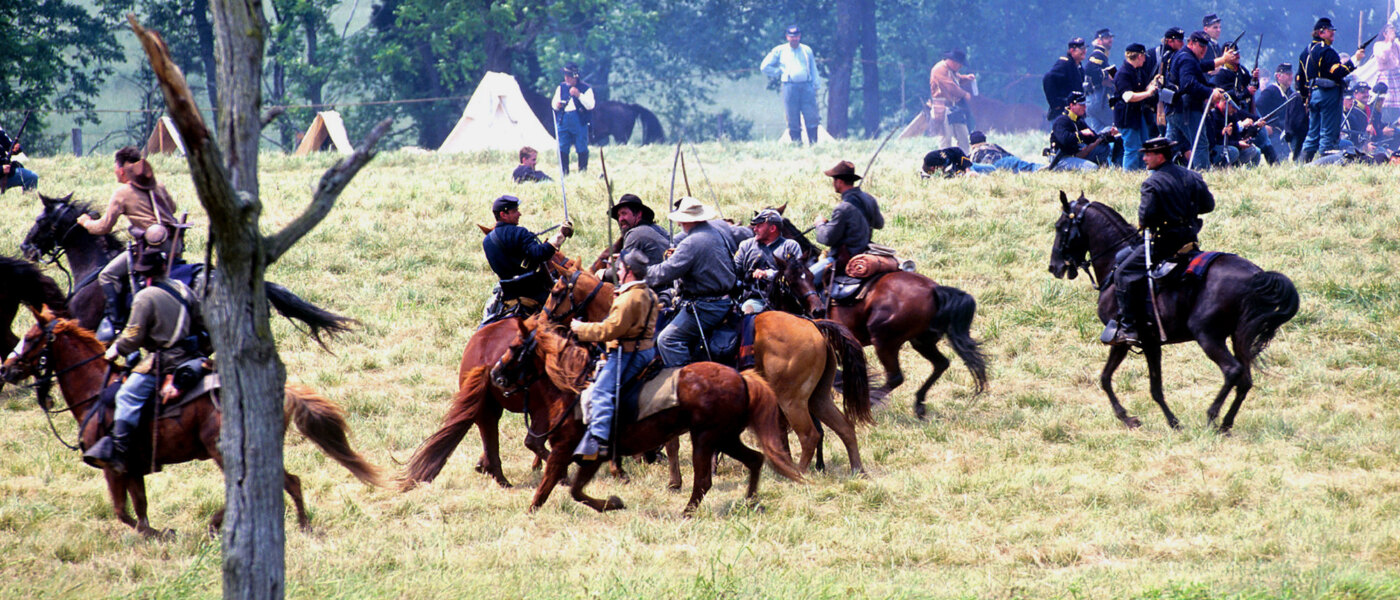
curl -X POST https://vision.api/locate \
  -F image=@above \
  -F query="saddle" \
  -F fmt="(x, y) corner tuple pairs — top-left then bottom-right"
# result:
(655, 304), (752, 367)
(830, 245), (916, 304)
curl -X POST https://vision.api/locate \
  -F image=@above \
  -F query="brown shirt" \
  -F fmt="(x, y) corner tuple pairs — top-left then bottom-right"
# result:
(929, 60), (970, 107)
(573, 282), (658, 351)
(115, 278), (198, 374)
(82, 182), (176, 238)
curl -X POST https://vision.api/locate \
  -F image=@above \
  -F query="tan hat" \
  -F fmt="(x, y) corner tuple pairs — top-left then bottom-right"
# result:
(123, 159), (157, 191)
(667, 196), (719, 223)
(823, 160), (862, 182)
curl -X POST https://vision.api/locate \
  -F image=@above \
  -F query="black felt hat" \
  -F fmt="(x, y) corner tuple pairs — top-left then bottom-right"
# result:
(1139, 137), (1176, 155)
(1314, 18), (1336, 31)
(610, 193), (655, 223)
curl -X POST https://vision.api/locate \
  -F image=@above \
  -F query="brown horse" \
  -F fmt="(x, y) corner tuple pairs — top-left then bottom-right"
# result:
(399, 255), (615, 491)
(1049, 193), (1299, 432)
(543, 262), (871, 474)
(0, 256), (71, 393)
(0, 309), (384, 536)
(774, 257), (988, 419)
(489, 320), (803, 514)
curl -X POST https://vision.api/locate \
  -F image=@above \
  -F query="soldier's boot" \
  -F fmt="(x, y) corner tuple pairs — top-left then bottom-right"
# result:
(1102, 278), (1142, 346)
(573, 434), (610, 462)
(83, 419), (135, 475)
(97, 283), (125, 343)
(577, 152), (588, 172)
(1302, 149), (1316, 163)
(1262, 144), (1280, 165)
(806, 126), (819, 145)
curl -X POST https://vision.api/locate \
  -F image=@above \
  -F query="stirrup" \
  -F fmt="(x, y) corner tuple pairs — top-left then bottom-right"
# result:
(96, 318), (118, 343)
(1100, 319), (1140, 346)
(573, 435), (610, 462)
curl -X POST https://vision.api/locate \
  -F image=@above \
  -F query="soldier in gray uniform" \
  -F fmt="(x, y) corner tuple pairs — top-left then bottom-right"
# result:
(602, 194), (670, 280)
(812, 160), (884, 282)
(646, 197), (738, 367)
(733, 208), (803, 314)
(84, 244), (201, 475)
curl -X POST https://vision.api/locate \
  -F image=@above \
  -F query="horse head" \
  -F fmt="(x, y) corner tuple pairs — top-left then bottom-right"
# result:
(1, 307), (58, 407)
(490, 319), (540, 396)
(21, 193), (95, 263)
(1048, 191), (1091, 280)
(542, 266), (610, 323)
(773, 257), (825, 318)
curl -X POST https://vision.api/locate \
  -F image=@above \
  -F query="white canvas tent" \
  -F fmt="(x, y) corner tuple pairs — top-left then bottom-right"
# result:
(899, 106), (935, 139)
(145, 116), (186, 156)
(439, 72), (556, 153)
(778, 122), (836, 144)
(293, 110), (354, 156)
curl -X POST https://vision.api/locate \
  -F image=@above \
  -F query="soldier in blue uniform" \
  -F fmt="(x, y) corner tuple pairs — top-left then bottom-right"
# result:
(552, 63), (595, 174)
(1299, 17), (1365, 162)
(1043, 38), (1088, 121)
(1085, 29), (1117, 129)
(481, 195), (572, 323)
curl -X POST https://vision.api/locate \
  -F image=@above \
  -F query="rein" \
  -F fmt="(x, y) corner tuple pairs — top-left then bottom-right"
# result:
(20, 322), (108, 450)
(1064, 202), (1140, 291)
(546, 270), (606, 323)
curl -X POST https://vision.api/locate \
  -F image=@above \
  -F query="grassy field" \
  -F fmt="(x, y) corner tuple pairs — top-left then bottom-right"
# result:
(1, 140), (1398, 599)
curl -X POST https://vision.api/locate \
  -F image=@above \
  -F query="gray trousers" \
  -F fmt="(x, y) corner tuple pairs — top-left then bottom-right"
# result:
(782, 81), (820, 143)
(98, 252), (130, 288)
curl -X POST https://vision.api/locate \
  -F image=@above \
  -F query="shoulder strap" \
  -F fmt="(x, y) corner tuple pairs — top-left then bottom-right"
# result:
(150, 280), (193, 349)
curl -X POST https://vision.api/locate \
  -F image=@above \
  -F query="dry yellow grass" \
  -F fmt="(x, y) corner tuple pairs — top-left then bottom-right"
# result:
(1, 140), (1397, 599)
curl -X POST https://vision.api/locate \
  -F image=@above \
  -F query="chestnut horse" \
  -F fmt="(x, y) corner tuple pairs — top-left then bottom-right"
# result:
(1048, 193), (1299, 432)
(489, 320), (803, 514)
(773, 256), (988, 419)
(0, 310), (383, 536)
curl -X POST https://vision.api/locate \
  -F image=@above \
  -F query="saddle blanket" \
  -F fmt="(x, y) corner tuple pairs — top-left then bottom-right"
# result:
(580, 367), (681, 423)
(1186, 251), (1233, 280)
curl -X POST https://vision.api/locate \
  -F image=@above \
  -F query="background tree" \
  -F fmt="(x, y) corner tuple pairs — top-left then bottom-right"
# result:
(128, 4), (389, 598)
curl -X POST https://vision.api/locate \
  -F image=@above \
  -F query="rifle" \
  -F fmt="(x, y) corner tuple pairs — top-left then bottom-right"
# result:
(1250, 34), (1264, 89)
(1154, 46), (1170, 127)
(2, 110), (32, 166)
(1144, 231), (1167, 342)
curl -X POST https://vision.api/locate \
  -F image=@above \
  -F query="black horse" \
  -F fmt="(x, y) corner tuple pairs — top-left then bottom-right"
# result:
(0, 256), (70, 393)
(20, 193), (357, 347)
(1048, 192), (1299, 433)
(519, 86), (665, 145)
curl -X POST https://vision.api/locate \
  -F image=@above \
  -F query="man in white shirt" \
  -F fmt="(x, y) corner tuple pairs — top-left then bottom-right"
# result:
(761, 25), (821, 144)
(552, 62), (596, 174)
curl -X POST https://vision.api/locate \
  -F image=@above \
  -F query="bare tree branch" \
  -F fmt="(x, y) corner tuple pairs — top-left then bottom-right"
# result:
(264, 117), (393, 264)
(261, 106), (286, 129)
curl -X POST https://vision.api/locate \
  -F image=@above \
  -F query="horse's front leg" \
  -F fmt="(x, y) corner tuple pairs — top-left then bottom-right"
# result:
(104, 469), (137, 530)
(530, 425), (584, 512)
(125, 476), (166, 537)
(569, 459), (622, 512)
(1100, 344), (1140, 428)
(1141, 343), (1180, 429)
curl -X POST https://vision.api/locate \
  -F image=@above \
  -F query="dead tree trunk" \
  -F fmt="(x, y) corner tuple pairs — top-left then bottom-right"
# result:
(129, 8), (389, 599)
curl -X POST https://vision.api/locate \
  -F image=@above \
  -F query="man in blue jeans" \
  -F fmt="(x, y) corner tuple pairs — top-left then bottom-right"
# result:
(1299, 17), (1363, 162)
(761, 25), (821, 144)
(0, 128), (37, 193)
(1167, 31), (1225, 169)
(552, 62), (595, 174)
(1115, 43), (1161, 170)
(646, 197), (737, 367)
(570, 251), (659, 461)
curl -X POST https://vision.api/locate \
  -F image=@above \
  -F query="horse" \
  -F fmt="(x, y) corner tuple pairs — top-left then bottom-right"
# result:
(489, 319), (803, 514)
(21, 193), (356, 347)
(399, 261), (870, 491)
(0, 309), (384, 536)
(398, 256), (616, 491)
(1048, 192), (1299, 432)
(589, 101), (666, 145)
(771, 247), (988, 419)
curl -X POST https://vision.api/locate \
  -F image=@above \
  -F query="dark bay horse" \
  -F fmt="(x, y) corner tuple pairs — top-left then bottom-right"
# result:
(772, 254), (988, 419)
(21, 193), (356, 347)
(1048, 192), (1299, 432)
(489, 319), (802, 514)
(0, 310), (383, 536)
(589, 101), (665, 145)
(0, 256), (71, 390)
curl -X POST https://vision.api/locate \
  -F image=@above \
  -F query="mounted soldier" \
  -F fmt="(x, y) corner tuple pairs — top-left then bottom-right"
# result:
(569, 251), (659, 461)
(83, 244), (202, 475)
(1105, 137), (1216, 346)
(733, 208), (803, 315)
(481, 195), (572, 324)
(646, 197), (737, 368)
(599, 193), (670, 282)
(811, 160), (884, 284)
(77, 147), (179, 342)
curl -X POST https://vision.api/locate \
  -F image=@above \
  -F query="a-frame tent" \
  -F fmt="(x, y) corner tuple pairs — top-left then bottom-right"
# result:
(145, 116), (187, 155)
(439, 71), (556, 153)
(293, 110), (354, 156)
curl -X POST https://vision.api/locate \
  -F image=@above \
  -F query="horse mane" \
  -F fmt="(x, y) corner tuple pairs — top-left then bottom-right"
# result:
(1085, 201), (1136, 237)
(50, 199), (123, 255)
(0, 256), (72, 318)
(52, 318), (106, 355)
(532, 325), (590, 395)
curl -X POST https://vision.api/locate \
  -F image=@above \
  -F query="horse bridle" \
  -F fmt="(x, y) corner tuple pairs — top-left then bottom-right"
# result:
(544, 270), (605, 323)
(492, 329), (590, 442)
(7, 320), (105, 450)
(27, 203), (91, 296)
(1057, 201), (1136, 291)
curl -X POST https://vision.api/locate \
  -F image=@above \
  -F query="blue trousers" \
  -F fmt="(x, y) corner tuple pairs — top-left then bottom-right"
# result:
(583, 347), (656, 442)
(1120, 115), (1151, 171)
(656, 298), (731, 367)
(991, 156), (1043, 172)
(1050, 156), (1099, 171)
(114, 372), (158, 427)
(781, 81), (820, 143)
(556, 111), (588, 174)
(1086, 89), (1113, 130)
(2, 167), (38, 192)
(1166, 110), (1210, 170)
(1303, 88), (1342, 156)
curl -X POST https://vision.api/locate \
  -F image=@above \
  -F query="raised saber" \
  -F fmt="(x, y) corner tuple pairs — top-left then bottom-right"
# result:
(599, 147), (615, 251)
(859, 125), (901, 185)
(666, 138), (682, 242)
(551, 108), (570, 222)
(686, 141), (723, 217)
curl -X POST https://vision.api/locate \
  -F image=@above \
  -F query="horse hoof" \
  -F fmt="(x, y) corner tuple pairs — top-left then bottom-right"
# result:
(604, 495), (626, 511)
(913, 404), (927, 420)
(1168, 419), (1182, 430)
(667, 481), (683, 492)
(1123, 417), (1142, 429)
(1217, 427), (1233, 437)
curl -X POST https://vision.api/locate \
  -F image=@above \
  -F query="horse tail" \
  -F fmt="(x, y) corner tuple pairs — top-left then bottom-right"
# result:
(930, 285), (988, 394)
(398, 366), (488, 491)
(741, 370), (804, 483)
(813, 319), (872, 424)
(1238, 271), (1299, 362)
(284, 384), (384, 487)
(265, 282), (359, 349)
(631, 104), (666, 144)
